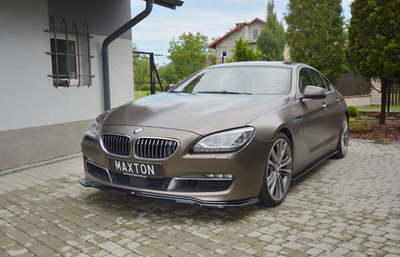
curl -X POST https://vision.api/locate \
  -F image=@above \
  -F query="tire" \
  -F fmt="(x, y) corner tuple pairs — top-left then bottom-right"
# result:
(258, 133), (293, 207)
(334, 115), (349, 159)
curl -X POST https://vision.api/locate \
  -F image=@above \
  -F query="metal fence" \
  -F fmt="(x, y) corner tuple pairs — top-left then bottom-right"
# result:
(133, 51), (166, 99)
(133, 51), (202, 99)
(335, 73), (400, 112)
(388, 84), (400, 110)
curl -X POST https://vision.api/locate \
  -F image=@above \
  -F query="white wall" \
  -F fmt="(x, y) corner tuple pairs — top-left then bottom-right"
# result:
(0, 0), (134, 132)
(1, 0), (51, 130)
(0, 0), (134, 170)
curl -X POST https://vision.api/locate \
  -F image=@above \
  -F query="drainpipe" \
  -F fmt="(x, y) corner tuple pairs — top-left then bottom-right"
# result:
(102, 0), (154, 111)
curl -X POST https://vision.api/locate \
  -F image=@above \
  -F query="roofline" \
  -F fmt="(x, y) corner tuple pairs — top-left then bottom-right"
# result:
(207, 61), (302, 69)
(208, 18), (266, 49)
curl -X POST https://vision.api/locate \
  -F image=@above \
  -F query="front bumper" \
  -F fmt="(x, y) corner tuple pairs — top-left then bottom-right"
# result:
(80, 126), (272, 208)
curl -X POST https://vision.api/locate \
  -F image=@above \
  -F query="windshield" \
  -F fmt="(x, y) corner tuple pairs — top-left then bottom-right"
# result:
(173, 66), (291, 95)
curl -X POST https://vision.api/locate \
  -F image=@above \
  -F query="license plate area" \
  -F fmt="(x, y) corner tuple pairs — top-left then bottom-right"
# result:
(109, 158), (164, 179)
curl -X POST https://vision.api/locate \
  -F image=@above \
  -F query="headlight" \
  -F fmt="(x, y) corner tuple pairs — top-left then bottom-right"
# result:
(192, 127), (255, 153)
(86, 116), (102, 141)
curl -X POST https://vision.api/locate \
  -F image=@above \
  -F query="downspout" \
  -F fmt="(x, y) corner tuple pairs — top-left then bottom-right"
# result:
(102, 0), (154, 111)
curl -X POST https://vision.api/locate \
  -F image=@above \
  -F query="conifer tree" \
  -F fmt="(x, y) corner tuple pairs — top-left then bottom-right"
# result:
(285, 0), (345, 83)
(348, 0), (400, 124)
(257, 0), (286, 61)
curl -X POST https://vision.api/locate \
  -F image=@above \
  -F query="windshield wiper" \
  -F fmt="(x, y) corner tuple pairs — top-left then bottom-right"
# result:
(169, 90), (191, 93)
(197, 91), (252, 95)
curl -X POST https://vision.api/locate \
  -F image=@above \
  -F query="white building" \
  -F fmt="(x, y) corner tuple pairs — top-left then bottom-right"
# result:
(0, 0), (135, 170)
(208, 18), (266, 64)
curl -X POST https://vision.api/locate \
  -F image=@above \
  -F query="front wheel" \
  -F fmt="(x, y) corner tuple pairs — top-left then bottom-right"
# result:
(258, 133), (293, 207)
(334, 115), (349, 158)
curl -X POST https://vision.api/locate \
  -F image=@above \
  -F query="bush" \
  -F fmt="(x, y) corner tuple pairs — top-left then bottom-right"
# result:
(396, 113), (400, 119)
(348, 106), (359, 118)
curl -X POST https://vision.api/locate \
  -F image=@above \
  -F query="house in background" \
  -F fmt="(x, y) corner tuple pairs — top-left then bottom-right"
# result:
(0, 0), (135, 170)
(208, 18), (266, 64)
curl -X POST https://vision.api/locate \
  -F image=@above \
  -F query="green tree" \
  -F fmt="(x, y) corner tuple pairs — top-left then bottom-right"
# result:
(347, 0), (400, 125)
(285, 0), (345, 83)
(133, 57), (150, 91)
(158, 63), (178, 86)
(257, 0), (286, 61)
(341, 30), (353, 73)
(229, 37), (265, 62)
(132, 44), (152, 91)
(168, 32), (215, 80)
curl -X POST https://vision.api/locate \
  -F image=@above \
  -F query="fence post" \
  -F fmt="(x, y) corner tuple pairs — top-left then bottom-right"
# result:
(150, 52), (155, 95)
(387, 86), (391, 113)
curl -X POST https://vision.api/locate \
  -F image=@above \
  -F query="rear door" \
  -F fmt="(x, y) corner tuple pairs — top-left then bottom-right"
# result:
(318, 73), (345, 150)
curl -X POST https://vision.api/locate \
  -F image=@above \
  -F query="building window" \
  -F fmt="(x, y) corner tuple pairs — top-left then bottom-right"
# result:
(50, 39), (77, 84)
(253, 29), (261, 41)
(221, 51), (227, 63)
(46, 17), (94, 88)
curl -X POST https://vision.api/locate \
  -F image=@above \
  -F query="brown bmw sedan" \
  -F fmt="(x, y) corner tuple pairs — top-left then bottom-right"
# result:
(80, 61), (349, 208)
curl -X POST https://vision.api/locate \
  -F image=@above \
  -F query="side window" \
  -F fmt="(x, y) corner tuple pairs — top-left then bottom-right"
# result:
(308, 69), (330, 92)
(298, 68), (315, 94)
(321, 75), (333, 92)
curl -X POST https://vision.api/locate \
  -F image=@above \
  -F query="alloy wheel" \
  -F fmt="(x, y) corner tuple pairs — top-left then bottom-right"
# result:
(266, 138), (292, 201)
(341, 116), (349, 156)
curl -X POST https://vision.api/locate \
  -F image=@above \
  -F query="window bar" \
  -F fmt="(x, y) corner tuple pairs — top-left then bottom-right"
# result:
(50, 17), (60, 88)
(73, 22), (81, 87)
(84, 23), (93, 87)
(62, 19), (70, 87)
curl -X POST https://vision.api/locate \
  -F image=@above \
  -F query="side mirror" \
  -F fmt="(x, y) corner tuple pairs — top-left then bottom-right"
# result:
(163, 84), (175, 92)
(302, 86), (326, 100)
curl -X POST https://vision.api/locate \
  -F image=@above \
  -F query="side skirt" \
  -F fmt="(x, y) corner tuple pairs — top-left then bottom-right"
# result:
(291, 150), (337, 181)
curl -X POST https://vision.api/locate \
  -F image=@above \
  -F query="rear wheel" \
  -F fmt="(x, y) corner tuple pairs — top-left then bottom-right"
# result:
(259, 133), (293, 207)
(334, 115), (349, 158)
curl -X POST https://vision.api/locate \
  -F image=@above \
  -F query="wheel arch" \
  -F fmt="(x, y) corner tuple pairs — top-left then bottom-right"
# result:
(278, 127), (293, 147)
(277, 126), (295, 164)
(275, 127), (294, 156)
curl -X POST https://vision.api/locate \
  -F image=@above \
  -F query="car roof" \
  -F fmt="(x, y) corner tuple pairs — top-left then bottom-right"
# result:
(208, 61), (306, 69)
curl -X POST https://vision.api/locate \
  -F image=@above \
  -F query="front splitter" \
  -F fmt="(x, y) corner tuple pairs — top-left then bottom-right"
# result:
(79, 179), (259, 208)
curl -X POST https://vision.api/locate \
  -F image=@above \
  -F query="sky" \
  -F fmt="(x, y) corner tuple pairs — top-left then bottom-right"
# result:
(130, 0), (354, 57)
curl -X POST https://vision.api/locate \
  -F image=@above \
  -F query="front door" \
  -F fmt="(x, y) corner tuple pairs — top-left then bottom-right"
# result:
(296, 68), (331, 167)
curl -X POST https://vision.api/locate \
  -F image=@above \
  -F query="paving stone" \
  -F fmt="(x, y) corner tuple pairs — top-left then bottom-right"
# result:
(305, 247), (324, 256)
(279, 247), (310, 257)
(0, 141), (399, 256)
(25, 242), (57, 256)
(159, 245), (187, 257)
(262, 244), (282, 253)
(225, 249), (253, 256)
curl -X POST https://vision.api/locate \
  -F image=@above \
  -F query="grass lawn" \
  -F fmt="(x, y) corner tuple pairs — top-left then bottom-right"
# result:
(134, 90), (162, 99)
(357, 105), (400, 111)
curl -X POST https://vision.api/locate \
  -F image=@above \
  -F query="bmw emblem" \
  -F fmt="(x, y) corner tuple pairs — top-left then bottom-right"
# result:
(134, 127), (143, 134)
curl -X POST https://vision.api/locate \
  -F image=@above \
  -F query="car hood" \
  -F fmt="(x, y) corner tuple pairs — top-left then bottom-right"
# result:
(104, 93), (288, 135)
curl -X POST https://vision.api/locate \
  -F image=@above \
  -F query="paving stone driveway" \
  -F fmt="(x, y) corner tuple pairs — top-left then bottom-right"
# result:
(0, 140), (399, 257)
